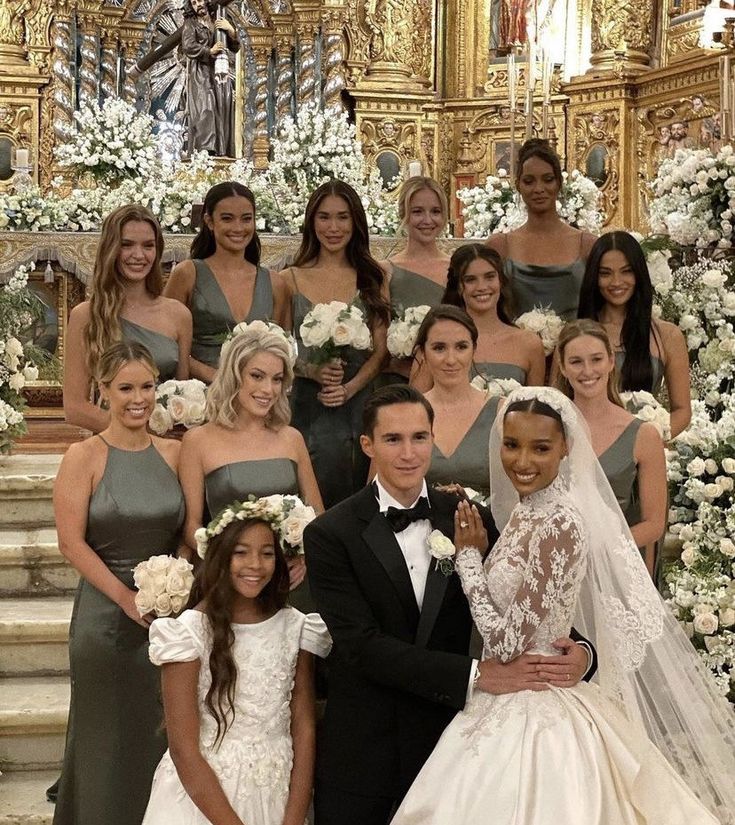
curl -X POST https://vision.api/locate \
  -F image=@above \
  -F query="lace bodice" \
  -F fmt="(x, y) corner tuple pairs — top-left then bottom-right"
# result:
(455, 477), (587, 661)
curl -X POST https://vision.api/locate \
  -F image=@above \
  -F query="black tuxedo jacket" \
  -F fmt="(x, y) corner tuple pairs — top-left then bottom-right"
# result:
(305, 484), (499, 798)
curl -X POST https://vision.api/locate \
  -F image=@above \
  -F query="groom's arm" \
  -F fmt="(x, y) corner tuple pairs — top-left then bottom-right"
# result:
(305, 518), (472, 712)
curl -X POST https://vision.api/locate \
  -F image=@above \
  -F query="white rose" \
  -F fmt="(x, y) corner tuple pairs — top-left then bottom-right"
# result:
(154, 593), (173, 617)
(23, 364), (39, 382)
(165, 570), (191, 597)
(702, 269), (727, 288)
(300, 318), (331, 348)
(686, 457), (706, 477)
(427, 529), (455, 560)
(332, 316), (362, 347)
(133, 566), (153, 589)
(351, 324), (372, 351)
(135, 588), (156, 616)
(680, 547), (697, 567)
(716, 475), (734, 492)
(181, 380), (206, 402)
(281, 505), (317, 549)
(167, 394), (187, 424)
(8, 372), (25, 391)
(719, 607), (735, 627)
(720, 538), (735, 558)
(5, 337), (23, 358)
(195, 527), (209, 558)
(183, 401), (205, 427)
(703, 482), (722, 499)
(169, 594), (187, 615)
(149, 405), (173, 435)
(722, 457), (735, 474)
(704, 458), (719, 475)
(692, 612), (718, 635)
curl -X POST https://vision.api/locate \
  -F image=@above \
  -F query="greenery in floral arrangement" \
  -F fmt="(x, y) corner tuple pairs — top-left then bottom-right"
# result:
(457, 169), (604, 238)
(0, 186), (70, 232)
(0, 265), (51, 453)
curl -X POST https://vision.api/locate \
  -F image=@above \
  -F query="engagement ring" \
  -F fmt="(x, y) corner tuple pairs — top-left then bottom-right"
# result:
(460, 521), (469, 528)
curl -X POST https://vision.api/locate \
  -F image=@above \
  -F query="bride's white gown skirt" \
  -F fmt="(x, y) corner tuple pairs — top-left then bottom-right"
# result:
(392, 683), (720, 825)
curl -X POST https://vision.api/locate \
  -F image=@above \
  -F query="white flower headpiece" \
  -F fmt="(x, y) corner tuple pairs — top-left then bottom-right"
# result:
(502, 386), (580, 441)
(221, 320), (298, 367)
(194, 494), (317, 559)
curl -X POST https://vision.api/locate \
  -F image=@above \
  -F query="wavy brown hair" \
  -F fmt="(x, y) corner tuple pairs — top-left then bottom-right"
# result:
(187, 518), (290, 746)
(293, 180), (390, 326)
(85, 205), (164, 376)
(442, 243), (514, 324)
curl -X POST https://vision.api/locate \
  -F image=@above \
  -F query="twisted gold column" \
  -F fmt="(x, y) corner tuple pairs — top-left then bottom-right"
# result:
(78, 25), (100, 108)
(249, 30), (272, 168)
(100, 33), (118, 100)
(297, 24), (317, 105)
(51, 17), (74, 144)
(321, 7), (346, 117)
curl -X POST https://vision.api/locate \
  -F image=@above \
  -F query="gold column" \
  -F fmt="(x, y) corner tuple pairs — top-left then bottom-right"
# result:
(51, 14), (74, 144)
(293, 3), (320, 107)
(77, 19), (100, 108)
(588, 0), (655, 76)
(100, 30), (118, 100)
(121, 39), (140, 104)
(272, 14), (295, 122)
(248, 28), (272, 169)
(321, 1), (347, 117)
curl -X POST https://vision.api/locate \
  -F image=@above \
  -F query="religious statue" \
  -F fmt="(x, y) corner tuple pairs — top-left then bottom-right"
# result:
(181, 0), (239, 157)
(498, 0), (528, 48)
(0, 0), (30, 47)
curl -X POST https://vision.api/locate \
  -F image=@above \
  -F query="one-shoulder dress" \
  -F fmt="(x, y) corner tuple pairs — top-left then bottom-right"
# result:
(121, 318), (179, 382)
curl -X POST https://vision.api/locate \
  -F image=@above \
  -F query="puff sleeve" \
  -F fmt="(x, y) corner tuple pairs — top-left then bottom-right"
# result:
(299, 612), (332, 658)
(148, 612), (203, 666)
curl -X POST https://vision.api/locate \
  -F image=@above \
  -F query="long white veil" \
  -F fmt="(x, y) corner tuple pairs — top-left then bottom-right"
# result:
(489, 387), (735, 822)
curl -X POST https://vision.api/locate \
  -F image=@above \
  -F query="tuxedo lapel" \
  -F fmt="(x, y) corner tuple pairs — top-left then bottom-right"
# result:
(356, 487), (421, 627)
(415, 491), (455, 649)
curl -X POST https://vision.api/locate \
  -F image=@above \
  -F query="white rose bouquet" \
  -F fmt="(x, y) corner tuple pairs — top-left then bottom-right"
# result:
(514, 307), (564, 355)
(195, 494), (317, 559)
(386, 305), (431, 359)
(470, 374), (522, 398)
(299, 300), (372, 365)
(149, 379), (207, 435)
(621, 390), (672, 441)
(133, 555), (194, 618)
(223, 319), (298, 366)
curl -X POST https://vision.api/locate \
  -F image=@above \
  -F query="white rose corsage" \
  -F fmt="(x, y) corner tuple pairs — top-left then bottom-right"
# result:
(427, 529), (456, 576)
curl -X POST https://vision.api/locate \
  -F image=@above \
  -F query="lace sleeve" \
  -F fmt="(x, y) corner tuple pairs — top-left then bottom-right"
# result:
(454, 509), (585, 662)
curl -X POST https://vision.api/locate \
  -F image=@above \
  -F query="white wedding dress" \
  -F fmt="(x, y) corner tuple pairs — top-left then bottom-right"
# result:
(392, 477), (720, 825)
(142, 607), (331, 825)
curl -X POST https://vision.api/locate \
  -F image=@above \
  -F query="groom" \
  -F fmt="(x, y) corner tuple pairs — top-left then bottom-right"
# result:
(305, 385), (596, 825)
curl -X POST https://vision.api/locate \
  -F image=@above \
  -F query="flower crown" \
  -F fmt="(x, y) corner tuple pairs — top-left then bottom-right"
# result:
(221, 320), (298, 367)
(194, 494), (317, 559)
(502, 386), (580, 439)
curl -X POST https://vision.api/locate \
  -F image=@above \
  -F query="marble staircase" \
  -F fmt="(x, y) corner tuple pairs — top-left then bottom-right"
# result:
(0, 455), (73, 825)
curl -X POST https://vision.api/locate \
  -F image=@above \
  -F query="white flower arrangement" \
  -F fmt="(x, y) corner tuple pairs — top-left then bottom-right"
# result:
(649, 145), (735, 249)
(149, 379), (207, 435)
(133, 555), (194, 618)
(462, 487), (491, 508)
(620, 390), (672, 441)
(195, 494), (317, 559)
(386, 305), (431, 359)
(470, 374), (522, 399)
(458, 168), (604, 238)
(427, 529), (455, 576)
(299, 300), (372, 364)
(514, 306), (564, 355)
(223, 319), (298, 366)
(0, 186), (70, 232)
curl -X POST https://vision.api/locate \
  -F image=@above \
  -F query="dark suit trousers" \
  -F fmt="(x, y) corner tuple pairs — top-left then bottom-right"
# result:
(314, 780), (411, 825)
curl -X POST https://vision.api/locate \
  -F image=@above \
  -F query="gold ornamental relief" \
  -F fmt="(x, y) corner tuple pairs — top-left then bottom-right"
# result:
(363, 0), (432, 80)
(590, 0), (654, 55)
(0, 0), (31, 46)
(573, 110), (620, 221)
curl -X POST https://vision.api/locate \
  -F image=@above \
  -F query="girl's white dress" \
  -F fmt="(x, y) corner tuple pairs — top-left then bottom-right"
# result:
(142, 607), (331, 825)
(392, 478), (721, 825)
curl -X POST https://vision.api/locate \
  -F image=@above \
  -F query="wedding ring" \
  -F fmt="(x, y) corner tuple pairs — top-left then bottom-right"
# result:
(460, 521), (469, 528)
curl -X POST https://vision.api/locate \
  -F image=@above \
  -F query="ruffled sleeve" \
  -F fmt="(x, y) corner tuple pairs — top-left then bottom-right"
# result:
(299, 612), (332, 658)
(148, 611), (203, 666)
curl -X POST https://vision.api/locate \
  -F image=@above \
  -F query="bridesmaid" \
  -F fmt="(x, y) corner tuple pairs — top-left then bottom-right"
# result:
(164, 181), (289, 382)
(281, 180), (390, 509)
(577, 231), (691, 437)
(442, 244), (545, 386)
(556, 319), (667, 576)
(414, 306), (501, 499)
(64, 205), (192, 432)
(486, 138), (597, 320)
(178, 324), (323, 555)
(53, 342), (184, 825)
(380, 176), (451, 383)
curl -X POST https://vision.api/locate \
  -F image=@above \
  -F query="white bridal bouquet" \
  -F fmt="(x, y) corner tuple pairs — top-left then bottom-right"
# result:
(133, 555), (194, 618)
(620, 390), (672, 441)
(224, 319), (298, 366)
(299, 301), (372, 365)
(149, 379), (207, 435)
(195, 494), (317, 558)
(514, 307), (565, 355)
(387, 305), (431, 359)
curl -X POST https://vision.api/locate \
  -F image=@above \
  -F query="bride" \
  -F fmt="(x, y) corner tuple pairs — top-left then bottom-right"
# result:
(392, 387), (735, 824)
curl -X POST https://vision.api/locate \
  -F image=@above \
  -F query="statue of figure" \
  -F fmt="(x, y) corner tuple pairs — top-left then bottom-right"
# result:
(499, 0), (528, 49)
(0, 0), (30, 47)
(181, 0), (239, 156)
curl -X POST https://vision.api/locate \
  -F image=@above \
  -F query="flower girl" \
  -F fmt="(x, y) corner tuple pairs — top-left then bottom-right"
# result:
(142, 499), (331, 825)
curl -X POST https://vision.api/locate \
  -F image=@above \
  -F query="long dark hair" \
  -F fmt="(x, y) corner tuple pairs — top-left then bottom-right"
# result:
(442, 243), (514, 324)
(190, 182), (261, 266)
(187, 517), (289, 746)
(577, 231), (656, 392)
(293, 180), (390, 325)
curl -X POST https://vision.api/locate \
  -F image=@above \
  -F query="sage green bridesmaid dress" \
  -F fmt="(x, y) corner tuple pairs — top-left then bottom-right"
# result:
(504, 257), (586, 321)
(121, 318), (179, 382)
(598, 418), (643, 532)
(472, 361), (527, 385)
(53, 439), (184, 825)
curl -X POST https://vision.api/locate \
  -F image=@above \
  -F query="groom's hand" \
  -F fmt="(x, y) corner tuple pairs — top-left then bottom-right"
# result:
(535, 638), (588, 687)
(475, 655), (551, 695)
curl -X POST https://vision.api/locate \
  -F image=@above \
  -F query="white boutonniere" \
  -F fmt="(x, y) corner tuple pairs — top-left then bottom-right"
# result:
(427, 529), (455, 576)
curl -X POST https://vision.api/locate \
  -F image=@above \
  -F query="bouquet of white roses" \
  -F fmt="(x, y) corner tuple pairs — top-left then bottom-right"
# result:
(621, 390), (672, 441)
(224, 319), (298, 366)
(386, 305), (431, 359)
(133, 555), (194, 618)
(149, 379), (207, 435)
(515, 307), (564, 355)
(470, 374), (522, 398)
(195, 494), (317, 558)
(299, 300), (372, 365)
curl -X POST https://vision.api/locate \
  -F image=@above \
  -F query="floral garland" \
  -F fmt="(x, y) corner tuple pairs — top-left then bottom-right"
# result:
(195, 494), (317, 559)
(457, 169), (604, 238)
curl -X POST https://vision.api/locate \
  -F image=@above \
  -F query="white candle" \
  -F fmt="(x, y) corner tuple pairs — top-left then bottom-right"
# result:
(725, 56), (731, 113)
(408, 160), (422, 178)
(15, 148), (29, 168)
(508, 52), (516, 110)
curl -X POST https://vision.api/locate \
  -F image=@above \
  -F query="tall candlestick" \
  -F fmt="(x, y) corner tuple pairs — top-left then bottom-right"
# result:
(508, 51), (517, 180)
(722, 55), (732, 143)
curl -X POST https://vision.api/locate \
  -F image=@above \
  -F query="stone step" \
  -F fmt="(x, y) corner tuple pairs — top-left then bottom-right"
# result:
(0, 532), (77, 598)
(0, 599), (72, 677)
(0, 677), (68, 771)
(0, 455), (60, 528)
(0, 770), (56, 825)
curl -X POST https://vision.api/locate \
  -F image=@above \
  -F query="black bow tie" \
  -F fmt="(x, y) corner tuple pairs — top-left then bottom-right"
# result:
(384, 497), (432, 533)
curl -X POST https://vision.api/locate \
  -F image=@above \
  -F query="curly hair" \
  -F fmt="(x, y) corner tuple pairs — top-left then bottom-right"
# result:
(555, 319), (622, 406)
(85, 205), (164, 377)
(204, 329), (294, 428)
(293, 180), (390, 326)
(442, 243), (514, 324)
(187, 518), (290, 746)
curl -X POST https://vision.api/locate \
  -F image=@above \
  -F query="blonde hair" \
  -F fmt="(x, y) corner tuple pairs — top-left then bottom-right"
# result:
(85, 205), (164, 376)
(96, 341), (159, 387)
(555, 319), (622, 406)
(205, 331), (294, 429)
(397, 176), (448, 236)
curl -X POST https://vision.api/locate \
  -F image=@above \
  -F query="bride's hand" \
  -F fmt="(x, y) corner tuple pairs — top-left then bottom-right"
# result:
(534, 638), (588, 687)
(454, 500), (488, 555)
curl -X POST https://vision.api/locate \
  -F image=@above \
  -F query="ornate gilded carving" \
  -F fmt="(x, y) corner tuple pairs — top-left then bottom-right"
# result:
(272, 15), (295, 122)
(321, 6), (347, 117)
(78, 27), (100, 109)
(360, 116), (417, 168)
(573, 110), (619, 223)
(100, 33), (118, 100)
(589, 0), (655, 73)
(0, 0), (30, 47)
(361, 0), (432, 87)
(249, 31), (273, 168)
